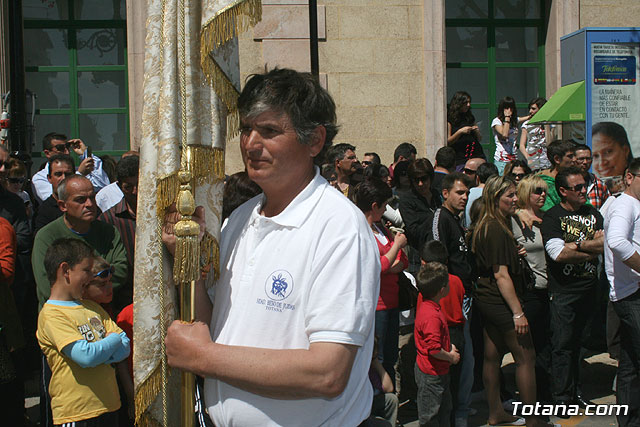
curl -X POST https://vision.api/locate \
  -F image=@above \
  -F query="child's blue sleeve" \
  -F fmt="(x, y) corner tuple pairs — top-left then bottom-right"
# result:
(106, 332), (131, 364)
(62, 333), (123, 368)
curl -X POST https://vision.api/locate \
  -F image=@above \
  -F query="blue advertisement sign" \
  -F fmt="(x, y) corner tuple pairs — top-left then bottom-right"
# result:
(593, 55), (636, 84)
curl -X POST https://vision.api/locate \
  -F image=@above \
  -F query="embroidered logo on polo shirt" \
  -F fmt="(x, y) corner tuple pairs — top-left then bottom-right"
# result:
(265, 270), (294, 301)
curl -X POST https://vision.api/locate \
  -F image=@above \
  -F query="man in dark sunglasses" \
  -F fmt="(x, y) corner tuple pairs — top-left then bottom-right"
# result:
(31, 132), (110, 204)
(541, 166), (604, 412)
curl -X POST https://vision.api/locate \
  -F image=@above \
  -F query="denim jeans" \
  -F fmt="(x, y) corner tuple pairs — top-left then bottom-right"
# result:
(375, 308), (400, 381)
(550, 290), (595, 403)
(456, 296), (475, 420)
(612, 289), (640, 427)
(415, 365), (452, 427)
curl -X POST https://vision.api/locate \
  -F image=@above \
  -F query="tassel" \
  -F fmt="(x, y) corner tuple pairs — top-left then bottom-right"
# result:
(172, 170), (201, 283)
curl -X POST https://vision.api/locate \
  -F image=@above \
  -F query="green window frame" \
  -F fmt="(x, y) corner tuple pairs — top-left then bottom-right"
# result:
(445, 0), (546, 159)
(23, 1), (129, 160)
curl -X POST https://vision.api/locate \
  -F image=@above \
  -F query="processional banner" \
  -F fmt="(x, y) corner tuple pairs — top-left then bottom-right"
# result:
(133, 0), (261, 425)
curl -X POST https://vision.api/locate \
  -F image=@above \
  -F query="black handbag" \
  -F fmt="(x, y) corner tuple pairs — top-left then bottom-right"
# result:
(519, 255), (537, 292)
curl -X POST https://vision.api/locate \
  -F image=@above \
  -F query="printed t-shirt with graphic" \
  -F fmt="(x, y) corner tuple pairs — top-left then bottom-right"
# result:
(37, 300), (123, 424)
(491, 117), (519, 163)
(541, 204), (603, 294)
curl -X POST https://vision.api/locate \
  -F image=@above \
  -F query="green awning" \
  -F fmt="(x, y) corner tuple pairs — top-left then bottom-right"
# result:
(528, 80), (585, 124)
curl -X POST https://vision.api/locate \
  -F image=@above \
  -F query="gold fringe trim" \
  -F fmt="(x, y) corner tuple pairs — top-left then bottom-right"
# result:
(191, 145), (226, 184)
(200, 0), (262, 113)
(227, 109), (240, 142)
(155, 147), (225, 217)
(156, 173), (180, 218)
(201, 231), (220, 281)
(134, 363), (163, 426)
(201, 52), (240, 116)
(135, 412), (163, 427)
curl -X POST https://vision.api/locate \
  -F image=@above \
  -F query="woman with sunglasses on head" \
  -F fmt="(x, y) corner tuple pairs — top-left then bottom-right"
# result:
(511, 176), (553, 404)
(472, 175), (550, 427)
(447, 91), (486, 169)
(504, 160), (532, 185)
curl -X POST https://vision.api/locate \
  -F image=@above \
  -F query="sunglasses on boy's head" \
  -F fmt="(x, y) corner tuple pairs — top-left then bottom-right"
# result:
(94, 265), (115, 279)
(7, 177), (26, 185)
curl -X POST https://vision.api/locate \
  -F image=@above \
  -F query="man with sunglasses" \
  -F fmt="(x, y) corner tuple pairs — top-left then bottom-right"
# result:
(31, 132), (110, 204)
(541, 166), (604, 413)
(461, 157), (486, 187)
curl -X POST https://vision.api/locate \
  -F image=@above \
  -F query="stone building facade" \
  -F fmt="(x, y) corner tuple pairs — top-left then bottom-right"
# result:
(3, 0), (640, 173)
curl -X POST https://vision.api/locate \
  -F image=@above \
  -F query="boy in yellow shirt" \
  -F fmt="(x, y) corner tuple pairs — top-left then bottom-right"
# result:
(37, 238), (130, 426)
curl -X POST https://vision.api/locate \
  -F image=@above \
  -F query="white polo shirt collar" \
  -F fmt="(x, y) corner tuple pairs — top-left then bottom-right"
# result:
(250, 167), (326, 229)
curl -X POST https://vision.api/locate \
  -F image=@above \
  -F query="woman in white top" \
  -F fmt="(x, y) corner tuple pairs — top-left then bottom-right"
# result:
(511, 174), (553, 403)
(519, 97), (553, 172)
(491, 96), (520, 175)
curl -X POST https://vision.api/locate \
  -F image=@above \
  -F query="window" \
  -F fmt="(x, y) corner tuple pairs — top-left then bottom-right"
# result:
(446, 0), (545, 158)
(23, 0), (128, 159)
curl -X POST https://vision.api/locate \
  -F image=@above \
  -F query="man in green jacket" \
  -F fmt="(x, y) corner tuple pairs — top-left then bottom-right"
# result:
(539, 140), (578, 211)
(32, 175), (129, 314)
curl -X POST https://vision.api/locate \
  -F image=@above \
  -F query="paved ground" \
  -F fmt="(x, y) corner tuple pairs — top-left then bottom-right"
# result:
(398, 352), (619, 427)
(25, 351), (619, 426)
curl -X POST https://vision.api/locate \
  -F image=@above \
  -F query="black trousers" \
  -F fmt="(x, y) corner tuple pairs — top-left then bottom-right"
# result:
(549, 289), (594, 403)
(523, 287), (552, 402)
(612, 289), (640, 427)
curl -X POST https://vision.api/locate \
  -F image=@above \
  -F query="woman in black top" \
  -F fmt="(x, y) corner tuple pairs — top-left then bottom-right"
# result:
(471, 175), (545, 427)
(447, 91), (485, 169)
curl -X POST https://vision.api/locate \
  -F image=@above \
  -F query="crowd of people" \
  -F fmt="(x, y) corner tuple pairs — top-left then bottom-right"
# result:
(0, 67), (638, 427)
(0, 137), (138, 426)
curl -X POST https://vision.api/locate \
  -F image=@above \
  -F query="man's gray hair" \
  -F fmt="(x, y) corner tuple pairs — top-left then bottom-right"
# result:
(57, 175), (88, 200)
(238, 68), (339, 165)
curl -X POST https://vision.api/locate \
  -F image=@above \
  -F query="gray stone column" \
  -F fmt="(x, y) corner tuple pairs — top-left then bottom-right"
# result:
(545, 0), (580, 98)
(126, 1), (148, 150)
(422, 0), (447, 160)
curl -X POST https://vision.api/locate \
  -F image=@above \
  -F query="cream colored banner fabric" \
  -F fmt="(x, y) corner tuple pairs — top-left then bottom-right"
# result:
(133, 0), (260, 425)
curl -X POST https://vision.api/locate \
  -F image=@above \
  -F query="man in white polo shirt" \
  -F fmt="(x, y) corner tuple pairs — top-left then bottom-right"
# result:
(604, 157), (640, 427)
(165, 68), (380, 426)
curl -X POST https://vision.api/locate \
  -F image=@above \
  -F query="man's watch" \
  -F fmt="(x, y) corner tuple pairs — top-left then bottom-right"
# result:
(575, 240), (582, 250)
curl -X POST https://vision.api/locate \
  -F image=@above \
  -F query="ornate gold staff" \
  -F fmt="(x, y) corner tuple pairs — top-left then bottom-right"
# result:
(174, 0), (199, 424)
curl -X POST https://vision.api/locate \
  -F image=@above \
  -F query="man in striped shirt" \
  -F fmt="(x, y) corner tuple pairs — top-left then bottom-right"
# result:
(98, 155), (138, 313)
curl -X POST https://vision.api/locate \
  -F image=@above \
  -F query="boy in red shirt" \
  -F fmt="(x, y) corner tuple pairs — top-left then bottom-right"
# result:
(415, 262), (460, 426)
(420, 240), (466, 425)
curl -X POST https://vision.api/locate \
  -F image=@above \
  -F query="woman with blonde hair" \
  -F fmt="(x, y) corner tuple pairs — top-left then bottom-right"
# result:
(512, 175), (552, 403)
(472, 175), (546, 426)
